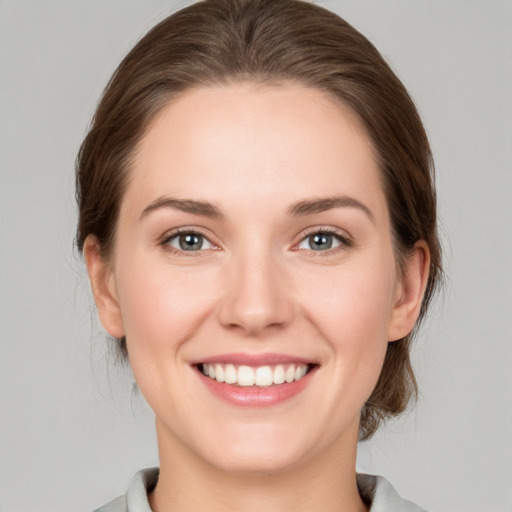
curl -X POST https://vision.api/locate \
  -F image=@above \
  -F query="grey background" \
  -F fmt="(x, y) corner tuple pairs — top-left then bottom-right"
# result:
(1, 1), (511, 511)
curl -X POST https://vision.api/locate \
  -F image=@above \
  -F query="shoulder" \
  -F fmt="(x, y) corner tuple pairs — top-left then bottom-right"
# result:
(357, 473), (428, 512)
(93, 495), (127, 512)
(92, 468), (159, 512)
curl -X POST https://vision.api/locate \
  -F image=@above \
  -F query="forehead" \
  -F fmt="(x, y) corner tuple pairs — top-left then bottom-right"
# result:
(125, 82), (386, 219)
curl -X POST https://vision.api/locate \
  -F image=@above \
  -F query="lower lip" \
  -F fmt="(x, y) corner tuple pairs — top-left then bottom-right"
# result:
(197, 368), (315, 407)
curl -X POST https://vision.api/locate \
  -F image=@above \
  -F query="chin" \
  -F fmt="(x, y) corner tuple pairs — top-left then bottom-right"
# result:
(194, 425), (319, 476)
(204, 447), (306, 476)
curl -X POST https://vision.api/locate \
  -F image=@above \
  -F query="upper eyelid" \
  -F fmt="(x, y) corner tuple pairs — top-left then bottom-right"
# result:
(295, 226), (352, 242)
(159, 226), (216, 243)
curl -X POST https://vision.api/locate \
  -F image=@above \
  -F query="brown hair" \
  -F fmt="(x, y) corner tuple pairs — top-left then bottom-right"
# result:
(76, 0), (442, 440)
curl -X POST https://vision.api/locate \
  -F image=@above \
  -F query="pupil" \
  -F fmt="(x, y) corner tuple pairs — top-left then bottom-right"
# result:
(179, 233), (202, 250)
(310, 233), (332, 250)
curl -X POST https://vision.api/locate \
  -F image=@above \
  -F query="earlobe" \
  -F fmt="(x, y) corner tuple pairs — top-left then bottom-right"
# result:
(388, 240), (430, 342)
(83, 236), (125, 338)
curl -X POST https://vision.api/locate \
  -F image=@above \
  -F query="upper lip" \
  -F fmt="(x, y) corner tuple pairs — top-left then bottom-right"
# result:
(190, 353), (315, 367)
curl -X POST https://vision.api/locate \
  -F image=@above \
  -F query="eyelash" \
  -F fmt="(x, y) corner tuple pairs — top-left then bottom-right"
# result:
(159, 227), (218, 256)
(293, 228), (353, 254)
(159, 227), (353, 255)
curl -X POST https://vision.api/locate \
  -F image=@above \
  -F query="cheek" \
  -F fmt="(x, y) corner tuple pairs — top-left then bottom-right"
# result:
(114, 255), (217, 358)
(300, 261), (396, 341)
(297, 257), (397, 388)
(113, 255), (221, 416)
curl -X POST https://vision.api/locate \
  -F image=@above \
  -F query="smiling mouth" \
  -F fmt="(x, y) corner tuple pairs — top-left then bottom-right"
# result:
(197, 363), (315, 388)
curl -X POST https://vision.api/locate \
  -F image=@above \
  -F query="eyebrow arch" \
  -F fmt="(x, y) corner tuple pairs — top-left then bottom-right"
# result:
(140, 197), (224, 220)
(288, 195), (375, 224)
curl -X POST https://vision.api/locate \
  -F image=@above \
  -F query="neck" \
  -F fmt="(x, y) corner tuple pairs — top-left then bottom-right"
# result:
(149, 419), (368, 512)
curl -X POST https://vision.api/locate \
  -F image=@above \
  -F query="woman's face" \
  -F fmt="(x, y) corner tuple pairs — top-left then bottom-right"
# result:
(87, 83), (424, 474)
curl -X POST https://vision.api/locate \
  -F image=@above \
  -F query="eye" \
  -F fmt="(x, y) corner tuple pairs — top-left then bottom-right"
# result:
(296, 230), (349, 251)
(164, 231), (215, 252)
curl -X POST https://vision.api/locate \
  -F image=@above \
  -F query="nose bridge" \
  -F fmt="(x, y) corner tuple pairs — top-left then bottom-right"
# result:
(218, 239), (293, 335)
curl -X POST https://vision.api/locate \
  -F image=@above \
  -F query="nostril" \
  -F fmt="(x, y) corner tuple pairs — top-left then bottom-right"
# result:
(216, 265), (294, 335)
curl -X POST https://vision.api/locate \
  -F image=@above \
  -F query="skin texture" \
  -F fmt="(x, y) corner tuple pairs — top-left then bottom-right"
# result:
(84, 83), (429, 512)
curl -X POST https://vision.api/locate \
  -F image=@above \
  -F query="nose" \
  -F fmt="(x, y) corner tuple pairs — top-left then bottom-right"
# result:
(217, 249), (294, 336)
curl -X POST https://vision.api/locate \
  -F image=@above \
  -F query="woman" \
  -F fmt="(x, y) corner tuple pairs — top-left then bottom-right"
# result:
(76, 0), (442, 510)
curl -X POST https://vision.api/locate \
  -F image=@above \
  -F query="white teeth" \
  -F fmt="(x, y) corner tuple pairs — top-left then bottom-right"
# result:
(215, 364), (224, 383)
(237, 366), (255, 386)
(294, 365), (307, 380)
(273, 364), (285, 384)
(201, 362), (310, 387)
(255, 366), (273, 387)
(225, 364), (237, 384)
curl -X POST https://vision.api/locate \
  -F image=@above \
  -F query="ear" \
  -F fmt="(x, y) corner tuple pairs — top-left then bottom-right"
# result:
(388, 240), (430, 342)
(83, 235), (125, 338)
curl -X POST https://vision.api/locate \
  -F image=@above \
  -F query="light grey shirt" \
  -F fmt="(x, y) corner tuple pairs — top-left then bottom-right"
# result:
(93, 468), (427, 512)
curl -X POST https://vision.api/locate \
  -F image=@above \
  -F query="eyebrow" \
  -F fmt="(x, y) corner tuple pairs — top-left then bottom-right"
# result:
(288, 195), (375, 223)
(140, 197), (224, 220)
(140, 194), (375, 223)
